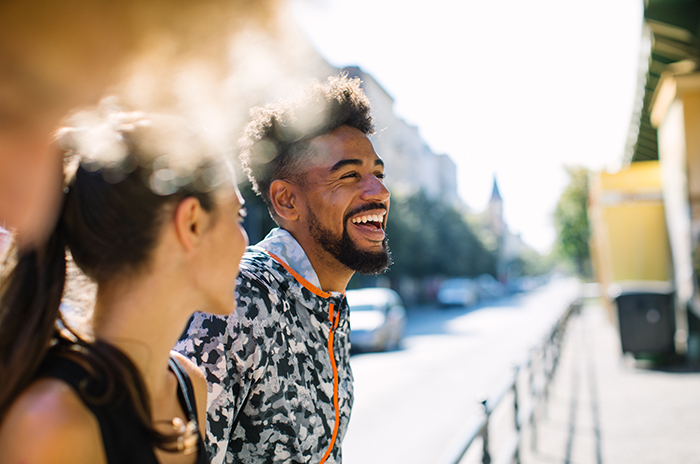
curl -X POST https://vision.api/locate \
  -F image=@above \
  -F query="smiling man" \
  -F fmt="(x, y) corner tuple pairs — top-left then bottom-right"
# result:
(177, 74), (391, 464)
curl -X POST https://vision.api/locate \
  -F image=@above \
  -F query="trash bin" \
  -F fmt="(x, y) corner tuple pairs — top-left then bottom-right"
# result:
(608, 281), (675, 357)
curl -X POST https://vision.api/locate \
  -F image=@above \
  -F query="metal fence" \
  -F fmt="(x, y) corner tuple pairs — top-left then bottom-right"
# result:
(438, 298), (583, 464)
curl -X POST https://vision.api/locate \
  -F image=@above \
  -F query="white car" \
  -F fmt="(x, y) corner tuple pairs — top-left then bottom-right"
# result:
(347, 288), (406, 352)
(475, 273), (506, 300)
(436, 278), (479, 307)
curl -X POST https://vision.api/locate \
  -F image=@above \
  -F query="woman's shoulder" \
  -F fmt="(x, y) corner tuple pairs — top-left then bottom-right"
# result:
(169, 350), (207, 450)
(170, 351), (207, 414)
(170, 351), (206, 385)
(0, 378), (105, 464)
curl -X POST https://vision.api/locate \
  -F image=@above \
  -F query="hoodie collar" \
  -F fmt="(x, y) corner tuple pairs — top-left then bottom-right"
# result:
(255, 228), (324, 290)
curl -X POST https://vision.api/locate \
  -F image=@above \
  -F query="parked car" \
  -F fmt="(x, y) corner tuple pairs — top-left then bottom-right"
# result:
(475, 273), (506, 300)
(347, 287), (406, 352)
(436, 278), (479, 307)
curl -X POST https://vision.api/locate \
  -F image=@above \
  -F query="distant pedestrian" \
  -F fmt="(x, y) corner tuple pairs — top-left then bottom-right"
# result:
(0, 108), (249, 464)
(177, 74), (392, 464)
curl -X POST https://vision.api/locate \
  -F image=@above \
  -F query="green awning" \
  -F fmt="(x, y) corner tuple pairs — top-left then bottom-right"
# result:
(626, 0), (700, 163)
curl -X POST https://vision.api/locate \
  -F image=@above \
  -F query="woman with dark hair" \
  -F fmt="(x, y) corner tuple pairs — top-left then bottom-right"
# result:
(0, 107), (248, 463)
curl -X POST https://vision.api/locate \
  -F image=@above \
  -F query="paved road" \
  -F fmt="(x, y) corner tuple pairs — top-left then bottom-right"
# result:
(342, 277), (581, 464)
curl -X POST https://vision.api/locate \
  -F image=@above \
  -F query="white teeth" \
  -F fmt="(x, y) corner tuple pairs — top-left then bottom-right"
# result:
(351, 212), (386, 224)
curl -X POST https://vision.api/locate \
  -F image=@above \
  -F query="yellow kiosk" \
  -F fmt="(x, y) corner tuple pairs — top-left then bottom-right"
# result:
(589, 160), (676, 357)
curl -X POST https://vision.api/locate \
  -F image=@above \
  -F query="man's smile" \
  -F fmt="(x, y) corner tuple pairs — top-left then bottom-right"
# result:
(350, 211), (386, 229)
(347, 209), (387, 242)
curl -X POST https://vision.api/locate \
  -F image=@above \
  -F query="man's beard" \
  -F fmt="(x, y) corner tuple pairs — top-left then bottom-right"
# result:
(307, 205), (392, 275)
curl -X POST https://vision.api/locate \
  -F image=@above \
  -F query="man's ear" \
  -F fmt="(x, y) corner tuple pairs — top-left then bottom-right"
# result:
(269, 179), (300, 222)
(174, 197), (206, 253)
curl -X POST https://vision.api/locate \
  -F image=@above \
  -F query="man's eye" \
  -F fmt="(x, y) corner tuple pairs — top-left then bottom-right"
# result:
(340, 172), (358, 179)
(376, 173), (386, 180)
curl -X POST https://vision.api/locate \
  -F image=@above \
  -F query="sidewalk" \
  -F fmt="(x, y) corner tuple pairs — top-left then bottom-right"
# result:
(521, 301), (700, 464)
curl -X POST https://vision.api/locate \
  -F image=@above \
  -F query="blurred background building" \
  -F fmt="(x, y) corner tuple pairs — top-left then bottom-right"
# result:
(342, 66), (461, 207)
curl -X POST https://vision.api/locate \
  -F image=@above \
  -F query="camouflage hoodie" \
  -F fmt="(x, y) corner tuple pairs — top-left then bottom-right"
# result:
(176, 228), (353, 464)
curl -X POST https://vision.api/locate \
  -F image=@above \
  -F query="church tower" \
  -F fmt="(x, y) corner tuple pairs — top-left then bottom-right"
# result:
(488, 176), (505, 236)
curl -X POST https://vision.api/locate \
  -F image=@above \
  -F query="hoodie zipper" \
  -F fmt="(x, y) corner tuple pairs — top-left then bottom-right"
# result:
(319, 301), (341, 464)
(263, 251), (344, 464)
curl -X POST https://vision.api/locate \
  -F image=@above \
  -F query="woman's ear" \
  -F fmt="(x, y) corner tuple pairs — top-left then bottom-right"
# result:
(269, 180), (300, 222)
(174, 197), (205, 252)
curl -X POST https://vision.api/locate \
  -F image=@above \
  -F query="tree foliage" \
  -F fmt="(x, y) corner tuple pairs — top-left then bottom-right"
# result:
(385, 191), (496, 279)
(553, 166), (591, 277)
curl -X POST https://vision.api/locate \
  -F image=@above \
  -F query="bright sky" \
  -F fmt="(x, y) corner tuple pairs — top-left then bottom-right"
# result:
(291, 0), (645, 253)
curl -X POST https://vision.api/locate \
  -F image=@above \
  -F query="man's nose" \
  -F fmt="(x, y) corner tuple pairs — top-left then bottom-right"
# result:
(361, 175), (391, 203)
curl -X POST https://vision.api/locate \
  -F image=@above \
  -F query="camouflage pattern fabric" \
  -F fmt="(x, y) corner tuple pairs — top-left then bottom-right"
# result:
(176, 229), (353, 464)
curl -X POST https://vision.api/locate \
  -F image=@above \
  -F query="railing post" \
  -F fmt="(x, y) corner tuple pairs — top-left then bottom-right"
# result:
(529, 358), (537, 452)
(541, 344), (549, 419)
(513, 372), (519, 432)
(512, 366), (521, 464)
(481, 397), (491, 464)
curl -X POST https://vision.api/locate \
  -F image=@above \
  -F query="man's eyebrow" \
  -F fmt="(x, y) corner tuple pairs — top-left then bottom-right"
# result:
(329, 158), (385, 172)
(329, 159), (363, 172)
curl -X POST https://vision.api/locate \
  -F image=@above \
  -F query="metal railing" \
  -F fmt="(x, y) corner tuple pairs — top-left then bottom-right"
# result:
(438, 298), (582, 464)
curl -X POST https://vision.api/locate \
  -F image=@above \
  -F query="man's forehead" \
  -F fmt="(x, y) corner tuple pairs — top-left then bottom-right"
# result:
(307, 125), (382, 169)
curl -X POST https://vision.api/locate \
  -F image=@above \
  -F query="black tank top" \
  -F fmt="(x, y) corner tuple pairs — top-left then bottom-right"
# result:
(39, 354), (208, 464)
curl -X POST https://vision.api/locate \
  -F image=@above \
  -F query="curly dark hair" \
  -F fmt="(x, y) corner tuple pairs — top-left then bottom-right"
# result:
(239, 73), (374, 210)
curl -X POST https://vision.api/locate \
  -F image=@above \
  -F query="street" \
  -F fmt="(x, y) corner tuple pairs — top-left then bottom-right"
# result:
(343, 277), (581, 464)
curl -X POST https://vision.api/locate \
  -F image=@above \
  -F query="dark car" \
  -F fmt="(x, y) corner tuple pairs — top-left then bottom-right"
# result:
(347, 287), (406, 352)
